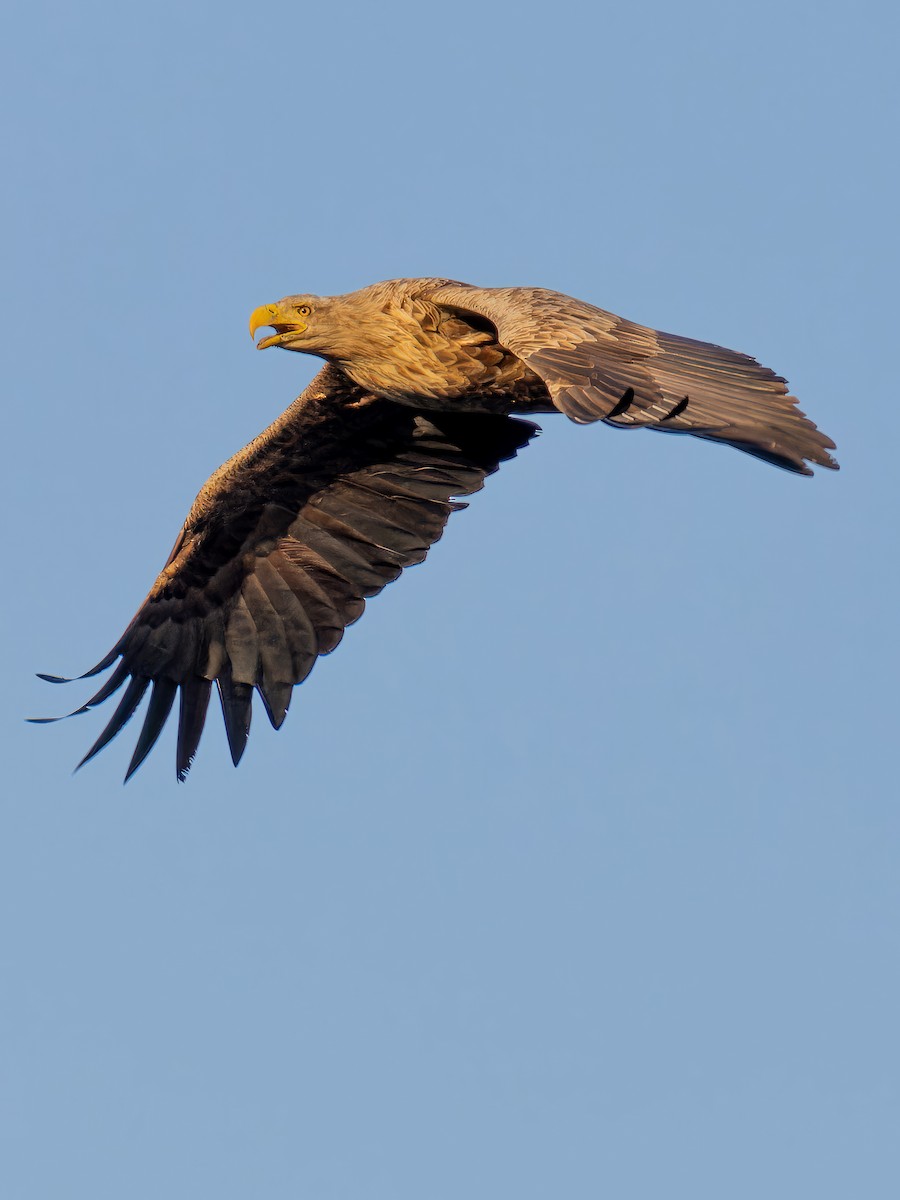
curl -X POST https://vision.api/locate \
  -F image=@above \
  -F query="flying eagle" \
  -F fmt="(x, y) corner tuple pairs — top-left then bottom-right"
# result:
(35, 278), (838, 780)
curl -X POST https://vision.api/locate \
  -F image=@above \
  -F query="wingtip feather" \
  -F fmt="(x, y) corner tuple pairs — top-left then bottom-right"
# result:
(123, 678), (178, 783)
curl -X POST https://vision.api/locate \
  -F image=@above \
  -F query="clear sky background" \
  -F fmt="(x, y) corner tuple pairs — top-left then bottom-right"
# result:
(2, 1), (898, 1197)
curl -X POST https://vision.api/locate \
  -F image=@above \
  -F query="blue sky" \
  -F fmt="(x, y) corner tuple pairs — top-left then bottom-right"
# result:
(2, 1), (898, 1197)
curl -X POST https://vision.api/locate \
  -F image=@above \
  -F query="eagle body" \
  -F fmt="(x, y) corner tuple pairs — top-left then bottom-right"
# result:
(36, 277), (839, 779)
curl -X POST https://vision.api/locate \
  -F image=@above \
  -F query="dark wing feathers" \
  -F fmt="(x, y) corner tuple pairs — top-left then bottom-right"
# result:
(428, 283), (838, 475)
(268, 543), (358, 653)
(36, 366), (537, 780)
(216, 666), (254, 769)
(125, 678), (178, 782)
(77, 675), (151, 771)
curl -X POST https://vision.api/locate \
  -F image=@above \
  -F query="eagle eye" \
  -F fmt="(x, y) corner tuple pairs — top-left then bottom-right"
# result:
(295, 304), (312, 318)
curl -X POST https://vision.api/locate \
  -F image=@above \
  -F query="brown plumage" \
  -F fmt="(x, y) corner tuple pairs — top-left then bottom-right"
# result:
(35, 278), (838, 780)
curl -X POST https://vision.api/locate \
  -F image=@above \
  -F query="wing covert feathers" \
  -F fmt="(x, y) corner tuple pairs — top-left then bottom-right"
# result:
(37, 366), (537, 780)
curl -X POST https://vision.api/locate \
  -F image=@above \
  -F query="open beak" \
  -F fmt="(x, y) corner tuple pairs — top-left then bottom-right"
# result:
(249, 302), (307, 350)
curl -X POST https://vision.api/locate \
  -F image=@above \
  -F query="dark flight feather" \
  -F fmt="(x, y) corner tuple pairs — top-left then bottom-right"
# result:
(176, 676), (212, 782)
(76, 675), (151, 771)
(125, 678), (178, 782)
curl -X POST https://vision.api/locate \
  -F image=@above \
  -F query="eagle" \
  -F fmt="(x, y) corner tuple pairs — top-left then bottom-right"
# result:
(34, 278), (838, 780)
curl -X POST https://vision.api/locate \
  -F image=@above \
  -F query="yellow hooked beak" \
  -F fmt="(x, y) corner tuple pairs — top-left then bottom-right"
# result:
(248, 302), (307, 350)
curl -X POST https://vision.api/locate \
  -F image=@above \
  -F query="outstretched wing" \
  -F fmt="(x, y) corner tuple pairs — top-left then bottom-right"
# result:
(35, 366), (537, 781)
(427, 283), (838, 475)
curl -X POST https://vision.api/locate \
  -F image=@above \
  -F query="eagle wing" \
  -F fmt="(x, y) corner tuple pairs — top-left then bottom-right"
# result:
(427, 283), (838, 475)
(35, 365), (537, 780)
